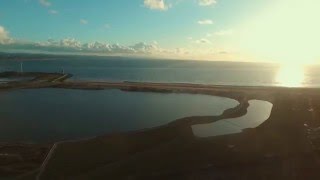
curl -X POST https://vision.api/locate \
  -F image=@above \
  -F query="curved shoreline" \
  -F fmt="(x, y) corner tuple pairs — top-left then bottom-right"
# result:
(1, 72), (320, 179)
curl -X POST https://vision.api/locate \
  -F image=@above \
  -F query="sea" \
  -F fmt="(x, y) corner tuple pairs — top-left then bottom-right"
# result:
(0, 56), (319, 87)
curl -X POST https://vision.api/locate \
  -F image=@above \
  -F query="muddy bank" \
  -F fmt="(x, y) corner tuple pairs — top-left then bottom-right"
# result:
(0, 143), (51, 178)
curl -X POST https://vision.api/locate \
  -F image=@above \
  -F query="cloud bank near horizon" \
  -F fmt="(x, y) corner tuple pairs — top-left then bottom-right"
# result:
(0, 26), (160, 55)
(0, 25), (241, 61)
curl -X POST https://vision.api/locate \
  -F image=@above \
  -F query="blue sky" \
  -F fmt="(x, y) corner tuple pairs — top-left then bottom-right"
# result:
(0, 0), (319, 63)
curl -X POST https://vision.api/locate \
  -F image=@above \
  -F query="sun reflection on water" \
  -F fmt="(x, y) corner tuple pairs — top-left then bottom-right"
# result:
(276, 64), (305, 87)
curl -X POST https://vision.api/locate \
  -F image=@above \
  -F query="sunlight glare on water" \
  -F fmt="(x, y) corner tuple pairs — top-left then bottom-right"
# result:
(276, 64), (305, 87)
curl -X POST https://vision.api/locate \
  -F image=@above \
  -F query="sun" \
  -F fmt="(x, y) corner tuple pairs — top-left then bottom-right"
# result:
(276, 64), (305, 87)
(236, 0), (320, 65)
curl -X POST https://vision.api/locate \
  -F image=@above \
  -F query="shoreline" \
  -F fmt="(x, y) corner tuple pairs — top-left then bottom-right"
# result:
(1, 72), (320, 179)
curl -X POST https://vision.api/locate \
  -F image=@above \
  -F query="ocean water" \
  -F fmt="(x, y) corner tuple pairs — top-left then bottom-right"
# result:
(1, 57), (319, 87)
(0, 89), (238, 143)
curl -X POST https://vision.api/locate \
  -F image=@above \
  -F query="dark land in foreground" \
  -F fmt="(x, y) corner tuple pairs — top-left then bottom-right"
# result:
(1, 72), (320, 179)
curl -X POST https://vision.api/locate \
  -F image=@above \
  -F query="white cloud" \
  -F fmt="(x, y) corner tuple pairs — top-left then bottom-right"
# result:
(84, 41), (110, 50)
(49, 10), (58, 14)
(0, 26), (11, 44)
(59, 38), (82, 48)
(0, 26), (8, 39)
(214, 29), (233, 36)
(80, 19), (88, 25)
(197, 19), (213, 25)
(144, 0), (168, 11)
(198, 0), (217, 6)
(130, 42), (160, 54)
(195, 38), (211, 44)
(39, 0), (51, 7)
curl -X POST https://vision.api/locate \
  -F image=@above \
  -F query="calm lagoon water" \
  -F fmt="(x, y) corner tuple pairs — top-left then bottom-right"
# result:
(192, 100), (273, 137)
(0, 89), (238, 143)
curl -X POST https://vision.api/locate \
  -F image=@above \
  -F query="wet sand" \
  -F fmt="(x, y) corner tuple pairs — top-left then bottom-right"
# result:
(1, 72), (320, 179)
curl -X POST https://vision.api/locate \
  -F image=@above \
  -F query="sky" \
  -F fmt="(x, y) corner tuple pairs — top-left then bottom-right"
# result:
(0, 0), (319, 63)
